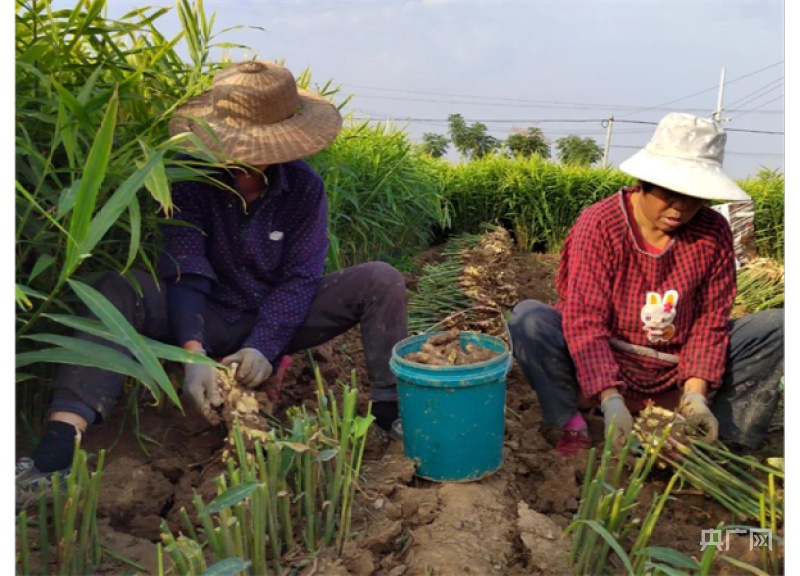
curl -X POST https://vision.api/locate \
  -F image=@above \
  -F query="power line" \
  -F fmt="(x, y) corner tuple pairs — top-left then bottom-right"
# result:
(611, 118), (784, 135)
(344, 84), (603, 106)
(340, 83), (783, 115)
(352, 120), (651, 136)
(345, 94), (613, 109)
(726, 83), (784, 113)
(613, 118), (784, 135)
(607, 144), (782, 157)
(725, 77), (784, 108)
(730, 95), (785, 121)
(346, 116), (782, 157)
(615, 120), (658, 125)
(726, 127), (784, 135)
(352, 116), (606, 123)
(615, 60), (784, 119)
(348, 115), (784, 135)
(345, 92), (785, 115)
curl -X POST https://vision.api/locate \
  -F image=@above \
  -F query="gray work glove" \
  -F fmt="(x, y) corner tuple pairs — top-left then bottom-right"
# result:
(678, 392), (719, 443)
(600, 393), (633, 454)
(222, 348), (273, 388)
(183, 351), (222, 416)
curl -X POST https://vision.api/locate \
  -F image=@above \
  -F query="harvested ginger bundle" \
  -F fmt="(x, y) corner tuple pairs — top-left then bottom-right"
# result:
(205, 364), (275, 457)
(403, 329), (499, 366)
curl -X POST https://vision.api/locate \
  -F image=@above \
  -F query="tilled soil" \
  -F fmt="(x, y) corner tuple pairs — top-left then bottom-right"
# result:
(19, 250), (783, 575)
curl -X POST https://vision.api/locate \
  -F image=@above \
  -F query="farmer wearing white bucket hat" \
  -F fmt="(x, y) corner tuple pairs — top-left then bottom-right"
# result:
(509, 113), (783, 457)
(619, 112), (751, 203)
(17, 61), (407, 508)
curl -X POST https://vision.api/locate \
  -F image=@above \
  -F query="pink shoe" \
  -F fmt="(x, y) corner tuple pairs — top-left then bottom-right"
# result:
(556, 430), (591, 457)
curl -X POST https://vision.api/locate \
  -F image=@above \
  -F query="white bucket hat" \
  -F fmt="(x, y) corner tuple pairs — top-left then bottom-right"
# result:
(619, 113), (751, 202)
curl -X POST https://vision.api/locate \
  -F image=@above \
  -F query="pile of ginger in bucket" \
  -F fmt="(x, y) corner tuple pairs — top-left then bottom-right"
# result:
(403, 328), (499, 366)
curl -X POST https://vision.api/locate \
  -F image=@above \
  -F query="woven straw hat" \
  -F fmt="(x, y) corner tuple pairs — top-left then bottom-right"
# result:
(619, 113), (750, 202)
(169, 60), (342, 165)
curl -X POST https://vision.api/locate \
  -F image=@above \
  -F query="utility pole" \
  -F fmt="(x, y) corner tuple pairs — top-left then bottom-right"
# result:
(602, 115), (614, 168)
(713, 67), (727, 123)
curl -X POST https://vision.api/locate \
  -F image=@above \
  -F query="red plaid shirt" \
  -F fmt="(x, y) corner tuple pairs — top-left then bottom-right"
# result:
(555, 188), (736, 399)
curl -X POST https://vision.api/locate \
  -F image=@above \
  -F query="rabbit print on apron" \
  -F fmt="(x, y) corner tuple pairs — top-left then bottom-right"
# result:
(641, 290), (679, 343)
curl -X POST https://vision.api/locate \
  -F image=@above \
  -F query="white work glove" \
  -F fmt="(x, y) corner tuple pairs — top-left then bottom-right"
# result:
(678, 392), (719, 443)
(183, 350), (222, 416)
(222, 348), (273, 388)
(600, 393), (633, 454)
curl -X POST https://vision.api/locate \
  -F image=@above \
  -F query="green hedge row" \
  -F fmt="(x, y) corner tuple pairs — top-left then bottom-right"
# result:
(308, 122), (450, 271)
(738, 168), (784, 262)
(436, 156), (784, 259)
(436, 155), (634, 252)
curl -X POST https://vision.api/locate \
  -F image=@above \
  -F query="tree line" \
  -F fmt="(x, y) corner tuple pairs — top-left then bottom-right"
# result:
(419, 113), (604, 167)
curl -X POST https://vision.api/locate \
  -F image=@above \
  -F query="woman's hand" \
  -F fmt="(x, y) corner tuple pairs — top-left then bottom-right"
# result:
(679, 391), (719, 443)
(679, 377), (718, 442)
(600, 390), (633, 454)
(222, 348), (273, 388)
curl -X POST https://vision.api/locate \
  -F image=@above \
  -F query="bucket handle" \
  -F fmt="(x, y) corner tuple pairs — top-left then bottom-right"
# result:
(422, 305), (514, 373)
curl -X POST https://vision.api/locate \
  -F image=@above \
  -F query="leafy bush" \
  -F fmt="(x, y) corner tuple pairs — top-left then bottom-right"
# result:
(439, 155), (633, 252)
(15, 0), (238, 424)
(308, 121), (450, 270)
(439, 155), (784, 258)
(739, 168), (784, 262)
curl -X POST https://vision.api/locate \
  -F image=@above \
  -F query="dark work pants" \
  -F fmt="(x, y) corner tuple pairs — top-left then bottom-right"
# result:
(50, 262), (408, 422)
(508, 300), (784, 449)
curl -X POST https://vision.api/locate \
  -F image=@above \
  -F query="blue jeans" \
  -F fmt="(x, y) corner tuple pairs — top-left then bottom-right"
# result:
(508, 300), (784, 449)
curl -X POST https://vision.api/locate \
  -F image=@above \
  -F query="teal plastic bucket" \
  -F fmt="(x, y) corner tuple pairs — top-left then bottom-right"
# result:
(389, 331), (511, 482)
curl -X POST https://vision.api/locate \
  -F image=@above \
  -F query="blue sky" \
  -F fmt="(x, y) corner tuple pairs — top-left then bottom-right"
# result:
(82, 0), (786, 179)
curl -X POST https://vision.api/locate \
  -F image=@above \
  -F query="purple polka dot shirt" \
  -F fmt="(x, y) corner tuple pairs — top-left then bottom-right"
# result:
(158, 160), (328, 362)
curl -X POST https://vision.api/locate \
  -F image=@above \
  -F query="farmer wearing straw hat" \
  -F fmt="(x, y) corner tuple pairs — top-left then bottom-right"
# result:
(509, 113), (784, 457)
(16, 61), (407, 506)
